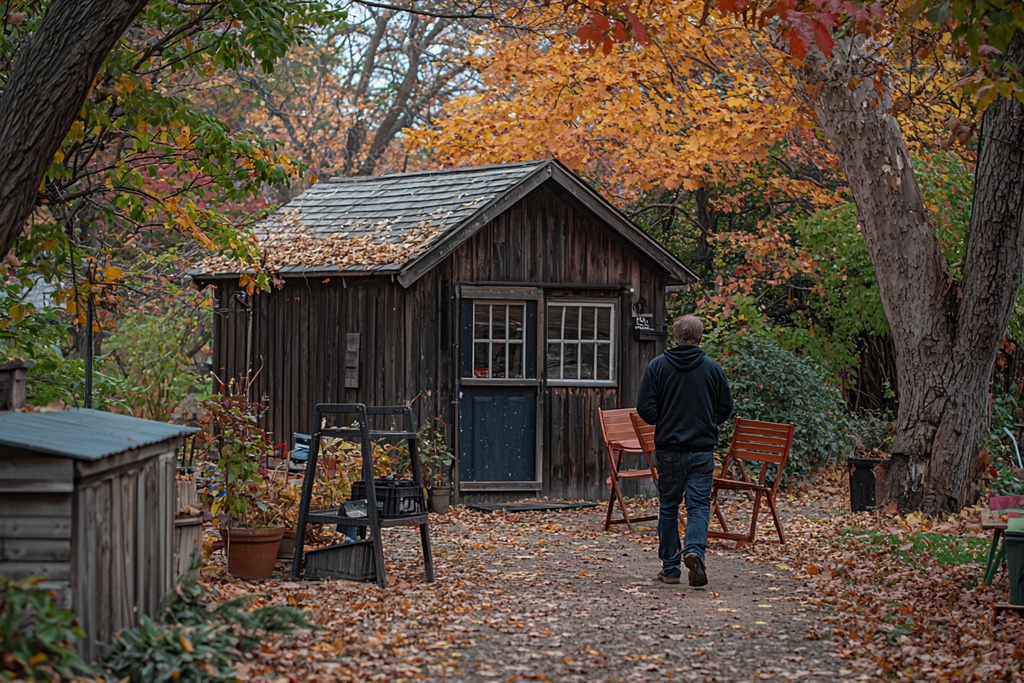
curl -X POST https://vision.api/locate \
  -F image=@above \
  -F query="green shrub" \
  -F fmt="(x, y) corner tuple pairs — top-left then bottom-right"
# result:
(980, 384), (1024, 495)
(102, 303), (208, 422)
(0, 577), (95, 682)
(101, 617), (237, 683)
(0, 280), (132, 412)
(101, 558), (315, 682)
(711, 333), (855, 483)
(850, 409), (895, 455)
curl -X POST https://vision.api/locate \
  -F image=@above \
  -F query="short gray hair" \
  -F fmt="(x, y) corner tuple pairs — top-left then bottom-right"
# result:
(673, 315), (704, 345)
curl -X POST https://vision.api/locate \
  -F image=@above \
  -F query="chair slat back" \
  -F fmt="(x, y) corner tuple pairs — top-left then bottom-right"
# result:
(629, 412), (656, 457)
(599, 408), (642, 446)
(600, 408), (659, 531)
(723, 418), (795, 489)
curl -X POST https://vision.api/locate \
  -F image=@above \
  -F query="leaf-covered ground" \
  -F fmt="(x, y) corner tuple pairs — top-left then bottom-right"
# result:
(201, 468), (1023, 682)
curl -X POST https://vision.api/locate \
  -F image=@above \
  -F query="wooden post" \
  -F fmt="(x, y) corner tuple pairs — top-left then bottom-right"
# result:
(0, 361), (29, 410)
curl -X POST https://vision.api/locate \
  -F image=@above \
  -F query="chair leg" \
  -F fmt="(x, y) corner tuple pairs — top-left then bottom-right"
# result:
(604, 447), (621, 530)
(747, 492), (763, 543)
(766, 495), (786, 544)
(983, 530), (1004, 585)
(711, 493), (730, 534)
(604, 485), (616, 530)
(613, 481), (634, 532)
(605, 447), (636, 532)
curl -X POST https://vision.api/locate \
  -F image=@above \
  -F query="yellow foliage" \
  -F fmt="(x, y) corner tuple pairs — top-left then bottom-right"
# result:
(406, 1), (966, 208)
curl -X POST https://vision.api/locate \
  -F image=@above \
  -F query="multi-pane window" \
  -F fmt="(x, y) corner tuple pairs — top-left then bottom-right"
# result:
(546, 302), (615, 384)
(471, 302), (526, 379)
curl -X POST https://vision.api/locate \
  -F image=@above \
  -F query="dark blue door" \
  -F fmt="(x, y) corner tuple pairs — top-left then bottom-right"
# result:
(458, 298), (538, 486)
(459, 387), (536, 481)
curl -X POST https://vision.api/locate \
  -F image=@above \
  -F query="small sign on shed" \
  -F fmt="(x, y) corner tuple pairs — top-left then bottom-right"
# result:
(0, 408), (197, 661)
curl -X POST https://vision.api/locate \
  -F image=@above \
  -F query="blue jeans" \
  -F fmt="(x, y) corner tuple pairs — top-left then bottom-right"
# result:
(655, 450), (715, 577)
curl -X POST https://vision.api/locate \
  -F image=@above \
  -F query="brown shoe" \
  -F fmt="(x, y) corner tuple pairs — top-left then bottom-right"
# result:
(684, 554), (708, 587)
(657, 570), (681, 584)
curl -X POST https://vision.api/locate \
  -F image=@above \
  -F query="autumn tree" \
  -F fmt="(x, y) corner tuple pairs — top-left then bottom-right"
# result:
(0, 0), (148, 263)
(409, 0), (841, 203)
(563, 0), (1022, 513)
(799, 17), (1024, 514)
(228, 0), (487, 200)
(1, 0), (344, 406)
(683, 0), (1023, 514)
(405, 0), (855, 318)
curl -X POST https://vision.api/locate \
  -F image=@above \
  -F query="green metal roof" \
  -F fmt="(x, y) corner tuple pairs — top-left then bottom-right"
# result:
(0, 408), (198, 460)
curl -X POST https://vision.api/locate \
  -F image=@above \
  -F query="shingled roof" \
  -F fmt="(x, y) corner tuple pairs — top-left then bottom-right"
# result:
(192, 159), (696, 288)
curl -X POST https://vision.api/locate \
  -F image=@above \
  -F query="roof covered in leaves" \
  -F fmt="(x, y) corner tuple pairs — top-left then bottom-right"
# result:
(193, 159), (696, 288)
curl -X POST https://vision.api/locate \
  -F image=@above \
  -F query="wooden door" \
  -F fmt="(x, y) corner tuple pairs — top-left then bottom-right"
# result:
(457, 295), (540, 491)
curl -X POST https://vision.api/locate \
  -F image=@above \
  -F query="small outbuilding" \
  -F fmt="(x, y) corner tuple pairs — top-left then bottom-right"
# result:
(0, 408), (196, 661)
(192, 159), (696, 502)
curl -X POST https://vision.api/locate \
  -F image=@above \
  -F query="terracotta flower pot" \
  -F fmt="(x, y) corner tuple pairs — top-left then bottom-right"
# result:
(277, 528), (298, 560)
(428, 486), (451, 514)
(224, 526), (286, 580)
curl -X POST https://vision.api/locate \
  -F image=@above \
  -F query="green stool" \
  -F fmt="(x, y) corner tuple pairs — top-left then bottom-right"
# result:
(983, 528), (1006, 585)
(1006, 530), (1024, 605)
(981, 509), (1009, 585)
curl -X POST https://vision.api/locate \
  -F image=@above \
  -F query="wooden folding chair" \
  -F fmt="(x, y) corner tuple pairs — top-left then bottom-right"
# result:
(631, 411), (696, 528)
(708, 417), (795, 544)
(599, 408), (658, 532)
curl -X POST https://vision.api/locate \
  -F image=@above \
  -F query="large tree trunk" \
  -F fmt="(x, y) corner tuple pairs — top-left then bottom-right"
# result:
(0, 0), (148, 261)
(803, 33), (1024, 514)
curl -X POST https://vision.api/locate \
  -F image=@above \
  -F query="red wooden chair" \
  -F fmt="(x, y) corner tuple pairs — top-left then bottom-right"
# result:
(599, 408), (658, 532)
(708, 417), (795, 544)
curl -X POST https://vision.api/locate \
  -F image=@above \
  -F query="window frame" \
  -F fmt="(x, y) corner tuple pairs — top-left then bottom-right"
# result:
(467, 300), (529, 381)
(545, 299), (617, 387)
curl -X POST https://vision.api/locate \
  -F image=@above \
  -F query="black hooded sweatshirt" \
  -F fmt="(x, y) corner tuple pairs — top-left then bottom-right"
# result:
(635, 344), (733, 452)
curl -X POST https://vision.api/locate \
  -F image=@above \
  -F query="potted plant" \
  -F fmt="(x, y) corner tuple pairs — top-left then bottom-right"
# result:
(418, 419), (455, 514)
(203, 385), (286, 580)
(989, 464), (1024, 510)
(847, 411), (893, 512)
(259, 474), (302, 560)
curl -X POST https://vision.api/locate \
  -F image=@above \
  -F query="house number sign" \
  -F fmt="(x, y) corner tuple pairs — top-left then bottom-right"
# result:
(633, 315), (654, 331)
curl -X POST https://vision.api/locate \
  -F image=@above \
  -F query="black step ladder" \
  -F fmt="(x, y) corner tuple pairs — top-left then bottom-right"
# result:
(290, 403), (434, 588)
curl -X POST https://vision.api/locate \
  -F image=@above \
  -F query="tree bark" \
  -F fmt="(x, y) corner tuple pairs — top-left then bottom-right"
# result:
(0, 0), (148, 261)
(803, 32), (1024, 514)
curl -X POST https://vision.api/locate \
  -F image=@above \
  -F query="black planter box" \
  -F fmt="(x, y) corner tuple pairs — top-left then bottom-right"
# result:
(350, 479), (425, 517)
(848, 456), (888, 512)
(304, 540), (375, 581)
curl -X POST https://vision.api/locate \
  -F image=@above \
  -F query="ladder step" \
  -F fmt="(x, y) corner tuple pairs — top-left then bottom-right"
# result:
(316, 428), (418, 440)
(293, 403), (433, 587)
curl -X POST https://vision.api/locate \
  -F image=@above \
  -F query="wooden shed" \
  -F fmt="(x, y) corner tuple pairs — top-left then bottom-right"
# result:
(192, 159), (696, 502)
(0, 408), (196, 661)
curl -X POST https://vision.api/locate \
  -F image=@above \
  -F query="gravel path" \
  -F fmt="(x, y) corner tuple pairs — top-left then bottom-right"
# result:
(391, 504), (851, 682)
(228, 501), (856, 681)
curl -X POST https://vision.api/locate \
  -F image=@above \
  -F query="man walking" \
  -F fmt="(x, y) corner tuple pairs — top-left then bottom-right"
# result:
(636, 315), (733, 587)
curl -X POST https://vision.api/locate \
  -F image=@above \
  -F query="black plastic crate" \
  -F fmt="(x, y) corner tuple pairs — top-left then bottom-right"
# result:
(303, 540), (375, 581)
(350, 479), (425, 517)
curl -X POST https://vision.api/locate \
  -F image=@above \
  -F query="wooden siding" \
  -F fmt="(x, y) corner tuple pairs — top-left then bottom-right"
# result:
(0, 455), (74, 604)
(207, 181), (670, 501)
(0, 441), (178, 662)
(441, 185), (666, 500)
(212, 275), (449, 445)
(72, 446), (176, 662)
